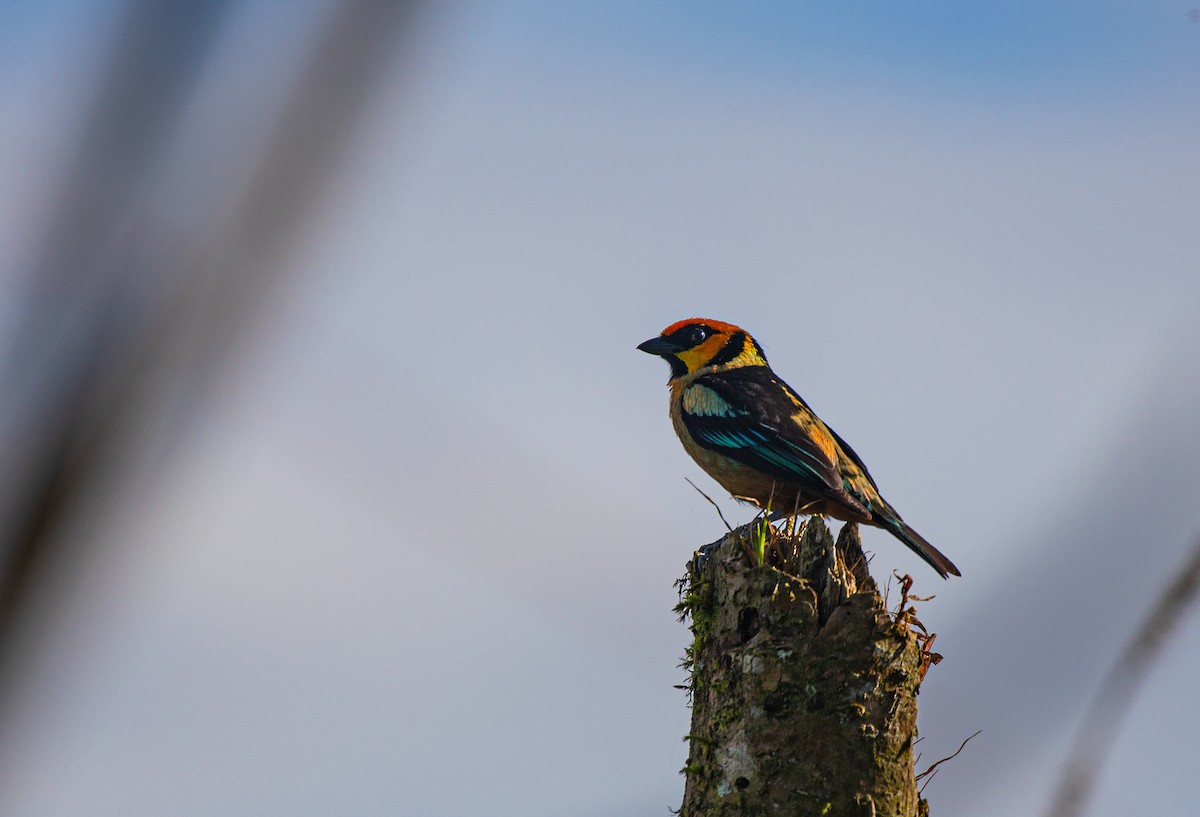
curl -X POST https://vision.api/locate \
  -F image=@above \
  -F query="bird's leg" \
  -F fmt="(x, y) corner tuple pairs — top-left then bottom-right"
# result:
(771, 500), (823, 527)
(770, 499), (827, 547)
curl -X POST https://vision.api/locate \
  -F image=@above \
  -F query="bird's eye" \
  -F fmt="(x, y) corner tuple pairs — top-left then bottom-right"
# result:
(688, 326), (709, 345)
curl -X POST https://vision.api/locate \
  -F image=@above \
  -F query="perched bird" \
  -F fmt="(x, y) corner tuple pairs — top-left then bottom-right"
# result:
(638, 318), (960, 578)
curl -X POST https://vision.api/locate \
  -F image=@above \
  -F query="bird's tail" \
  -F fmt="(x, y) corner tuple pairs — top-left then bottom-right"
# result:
(877, 515), (961, 579)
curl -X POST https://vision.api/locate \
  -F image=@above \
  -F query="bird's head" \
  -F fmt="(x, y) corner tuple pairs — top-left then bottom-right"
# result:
(637, 318), (768, 380)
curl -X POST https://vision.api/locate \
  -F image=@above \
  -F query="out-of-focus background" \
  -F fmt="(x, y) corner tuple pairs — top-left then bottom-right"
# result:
(1, 2), (1198, 815)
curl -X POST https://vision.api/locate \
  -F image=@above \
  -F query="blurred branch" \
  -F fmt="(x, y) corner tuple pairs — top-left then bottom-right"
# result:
(187, 0), (421, 380)
(1045, 534), (1200, 817)
(0, 0), (235, 678)
(0, 0), (418, 721)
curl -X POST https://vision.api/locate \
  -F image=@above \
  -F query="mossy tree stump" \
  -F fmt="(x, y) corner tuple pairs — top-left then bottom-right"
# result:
(677, 517), (934, 817)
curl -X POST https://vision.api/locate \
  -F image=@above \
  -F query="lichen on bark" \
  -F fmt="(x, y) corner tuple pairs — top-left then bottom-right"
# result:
(676, 516), (932, 817)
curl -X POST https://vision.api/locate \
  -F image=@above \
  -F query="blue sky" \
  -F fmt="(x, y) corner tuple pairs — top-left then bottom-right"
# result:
(480, 1), (1200, 101)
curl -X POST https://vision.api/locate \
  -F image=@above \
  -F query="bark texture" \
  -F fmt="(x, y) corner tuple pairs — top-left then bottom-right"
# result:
(677, 517), (932, 817)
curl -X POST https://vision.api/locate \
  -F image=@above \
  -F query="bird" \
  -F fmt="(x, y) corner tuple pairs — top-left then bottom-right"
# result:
(638, 318), (960, 578)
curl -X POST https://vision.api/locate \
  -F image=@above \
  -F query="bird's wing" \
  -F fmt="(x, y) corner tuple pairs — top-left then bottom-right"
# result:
(680, 367), (862, 510)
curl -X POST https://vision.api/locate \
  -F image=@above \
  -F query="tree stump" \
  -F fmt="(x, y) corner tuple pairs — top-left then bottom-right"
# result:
(677, 516), (933, 817)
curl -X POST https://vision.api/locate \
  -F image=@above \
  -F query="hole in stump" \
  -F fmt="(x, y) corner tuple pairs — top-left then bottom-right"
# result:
(735, 776), (750, 790)
(737, 607), (760, 643)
